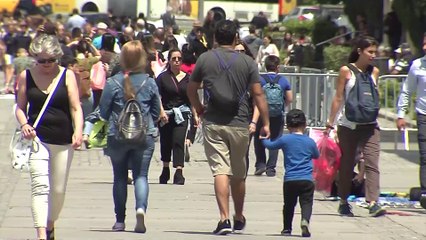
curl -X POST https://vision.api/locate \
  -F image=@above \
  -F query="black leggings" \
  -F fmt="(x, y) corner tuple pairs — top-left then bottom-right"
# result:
(159, 114), (189, 168)
(283, 180), (314, 231)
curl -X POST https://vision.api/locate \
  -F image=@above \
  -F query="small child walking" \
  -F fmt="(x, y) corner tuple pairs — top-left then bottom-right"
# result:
(262, 109), (319, 237)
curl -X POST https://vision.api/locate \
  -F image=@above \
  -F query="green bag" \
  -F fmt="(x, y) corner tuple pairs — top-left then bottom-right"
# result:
(88, 120), (108, 148)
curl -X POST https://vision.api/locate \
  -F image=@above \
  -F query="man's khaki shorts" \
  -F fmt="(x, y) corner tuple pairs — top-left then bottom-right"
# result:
(203, 124), (249, 179)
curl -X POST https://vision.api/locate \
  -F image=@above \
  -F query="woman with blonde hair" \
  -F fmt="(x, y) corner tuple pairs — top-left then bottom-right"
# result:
(99, 40), (161, 233)
(15, 33), (83, 240)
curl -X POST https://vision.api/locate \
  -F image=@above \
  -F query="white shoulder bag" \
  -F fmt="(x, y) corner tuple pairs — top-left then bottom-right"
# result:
(11, 67), (65, 171)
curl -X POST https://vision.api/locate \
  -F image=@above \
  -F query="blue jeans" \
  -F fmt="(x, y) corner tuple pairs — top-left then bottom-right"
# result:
(417, 113), (426, 190)
(106, 136), (155, 223)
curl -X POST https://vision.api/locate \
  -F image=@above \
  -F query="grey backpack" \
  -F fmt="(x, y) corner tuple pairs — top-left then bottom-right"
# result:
(113, 77), (148, 144)
(345, 64), (379, 123)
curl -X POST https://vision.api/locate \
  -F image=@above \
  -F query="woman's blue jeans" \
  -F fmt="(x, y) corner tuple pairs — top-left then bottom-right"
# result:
(106, 136), (155, 223)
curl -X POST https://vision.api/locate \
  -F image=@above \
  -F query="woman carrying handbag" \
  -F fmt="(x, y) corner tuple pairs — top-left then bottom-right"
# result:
(15, 33), (83, 240)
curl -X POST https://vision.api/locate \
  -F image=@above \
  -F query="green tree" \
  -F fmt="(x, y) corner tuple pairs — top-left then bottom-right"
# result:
(318, 0), (426, 56)
(317, 0), (383, 42)
(393, 0), (426, 56)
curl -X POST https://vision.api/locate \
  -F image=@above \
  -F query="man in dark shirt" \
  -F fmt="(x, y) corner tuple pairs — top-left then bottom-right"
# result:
(187, 20), (270, 235)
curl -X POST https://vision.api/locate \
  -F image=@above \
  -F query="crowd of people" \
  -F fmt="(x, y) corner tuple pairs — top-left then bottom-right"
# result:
(1, 6), (426, 240)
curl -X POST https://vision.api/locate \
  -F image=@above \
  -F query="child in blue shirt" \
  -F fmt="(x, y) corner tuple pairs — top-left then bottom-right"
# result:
(262, 109), (319, 237)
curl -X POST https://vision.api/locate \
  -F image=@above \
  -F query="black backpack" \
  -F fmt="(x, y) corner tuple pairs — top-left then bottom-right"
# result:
(113, 76), (148, 144)
(206, 50), (245, 115)
(345, 64), (379, 123)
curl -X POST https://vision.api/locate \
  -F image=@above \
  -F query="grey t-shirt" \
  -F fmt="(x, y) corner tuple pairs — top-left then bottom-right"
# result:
(190, 47), (260, 127)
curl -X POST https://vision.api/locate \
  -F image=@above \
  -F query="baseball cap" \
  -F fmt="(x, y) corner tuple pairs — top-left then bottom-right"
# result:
(394, 43), (410, 54)
(136, 18), (145, 26)
(193, 20), (202, 28)
(96, 22), (108, 30)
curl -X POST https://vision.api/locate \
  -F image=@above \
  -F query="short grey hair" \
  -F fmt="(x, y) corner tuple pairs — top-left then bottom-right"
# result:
(29, 34), (63, 59)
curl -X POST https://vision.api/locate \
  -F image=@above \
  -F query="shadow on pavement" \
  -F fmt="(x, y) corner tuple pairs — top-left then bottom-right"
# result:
(382, 150), (420, 165)
(164, 230), (218, 235)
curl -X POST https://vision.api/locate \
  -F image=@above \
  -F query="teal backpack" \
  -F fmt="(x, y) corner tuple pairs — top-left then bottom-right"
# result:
(262, 74), (284, 117)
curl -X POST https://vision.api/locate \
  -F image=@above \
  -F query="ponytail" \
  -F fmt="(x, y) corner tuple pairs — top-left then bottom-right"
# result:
(348, 48), (360, 63)
(123, 71), (135, 100)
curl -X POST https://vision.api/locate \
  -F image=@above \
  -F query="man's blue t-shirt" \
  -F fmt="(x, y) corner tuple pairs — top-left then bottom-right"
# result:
(262, 133), (319, 182)
(260, 73), (291, 94)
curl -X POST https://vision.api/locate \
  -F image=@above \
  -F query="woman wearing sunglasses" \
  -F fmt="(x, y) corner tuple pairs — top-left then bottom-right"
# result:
(15, 33), (83, 240)
(156, 49), (199, 185)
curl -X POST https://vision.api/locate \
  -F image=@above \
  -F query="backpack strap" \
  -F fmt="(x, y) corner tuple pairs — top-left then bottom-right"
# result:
(263, 74), (281, 84)
(135, 75), (148, 95)
(347, 64), (374, 75)
(212, 50), (239, 71)
(346, 64), (361, 74)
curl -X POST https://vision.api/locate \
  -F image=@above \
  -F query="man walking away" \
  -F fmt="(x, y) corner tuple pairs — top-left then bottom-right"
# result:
(187, 20), (270, 235)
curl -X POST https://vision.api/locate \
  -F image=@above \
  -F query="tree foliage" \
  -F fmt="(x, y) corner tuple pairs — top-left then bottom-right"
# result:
(393, 0), (426, 56)
(318, 0), (426, 56)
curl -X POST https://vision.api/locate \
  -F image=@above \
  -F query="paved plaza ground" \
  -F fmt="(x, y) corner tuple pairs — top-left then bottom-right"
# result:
(0, 98), (425, 240)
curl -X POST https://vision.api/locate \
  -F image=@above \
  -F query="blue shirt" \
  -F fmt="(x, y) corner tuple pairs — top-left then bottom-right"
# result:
(260, 73), (291, 95)
(99, 72), (161, 137)
(262, 133), (319, 182)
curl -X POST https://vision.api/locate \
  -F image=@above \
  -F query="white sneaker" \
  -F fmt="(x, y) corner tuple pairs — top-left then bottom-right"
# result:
(134, 208), (146, 233)
(112, 222), (125, 231)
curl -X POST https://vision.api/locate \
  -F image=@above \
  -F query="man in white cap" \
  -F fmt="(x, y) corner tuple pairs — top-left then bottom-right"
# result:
(134, 19), (149, 40)
(92, 22), (108, 49)
(92, 22), (121, 53)
(390, 43), (412, 75)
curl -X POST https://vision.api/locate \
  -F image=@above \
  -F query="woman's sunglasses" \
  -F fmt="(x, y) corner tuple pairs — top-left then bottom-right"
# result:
(37, 58), (57, 64)
(171, 57), (182, 62)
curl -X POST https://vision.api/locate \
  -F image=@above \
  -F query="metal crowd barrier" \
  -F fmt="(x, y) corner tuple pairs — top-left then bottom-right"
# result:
(262, 72), (338, 127)
(262, 72), (417, 150)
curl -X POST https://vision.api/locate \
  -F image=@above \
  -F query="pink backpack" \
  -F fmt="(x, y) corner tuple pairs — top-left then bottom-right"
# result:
(90, 61), (106, 90)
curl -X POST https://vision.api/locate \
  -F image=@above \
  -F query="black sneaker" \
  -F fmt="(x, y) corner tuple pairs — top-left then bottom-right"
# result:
(368, 203), (386, 217)
(281, 229), (291, 236)
(254, 167), (266, 176)
(338, 203), (354, 217)
(266, 169), (276, 177)
(232, 216), (246, 233)
(301, 219), (311, 237)
(213, 219), (232, 235)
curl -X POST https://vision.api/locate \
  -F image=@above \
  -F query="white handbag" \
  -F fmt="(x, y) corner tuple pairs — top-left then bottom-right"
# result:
(11, 68), (65, 171)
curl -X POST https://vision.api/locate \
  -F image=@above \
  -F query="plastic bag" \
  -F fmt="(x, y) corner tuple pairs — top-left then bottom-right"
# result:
(88, 120), (108, 148)
(310, 129), (341, 194)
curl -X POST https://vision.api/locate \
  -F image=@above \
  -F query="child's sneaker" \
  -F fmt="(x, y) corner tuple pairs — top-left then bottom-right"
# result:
(368, 203), (386, 217)
(301, 219), (311, 237)
(338, 202), (354, 217)
(281, 229), (291, 236)
(134, 208), (146, 233)
(213, 219), (232, 235)
(112, 222), (125, 231)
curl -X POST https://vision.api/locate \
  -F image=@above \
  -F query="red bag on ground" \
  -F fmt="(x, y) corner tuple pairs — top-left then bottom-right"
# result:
(309, 129), (341, 194)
